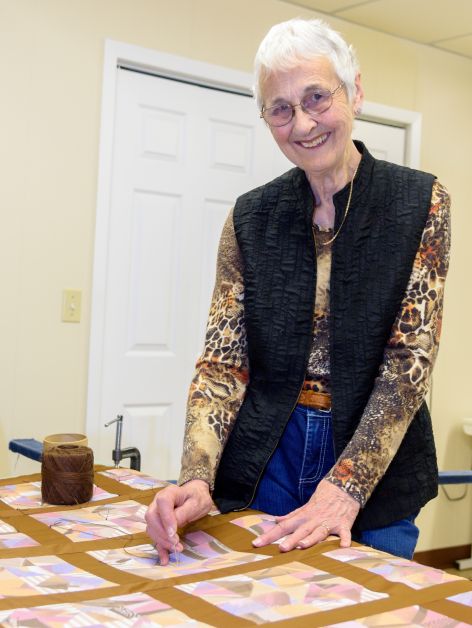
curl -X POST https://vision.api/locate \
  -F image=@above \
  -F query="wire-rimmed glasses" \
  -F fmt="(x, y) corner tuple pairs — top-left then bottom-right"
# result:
(260, 82), (344, 127)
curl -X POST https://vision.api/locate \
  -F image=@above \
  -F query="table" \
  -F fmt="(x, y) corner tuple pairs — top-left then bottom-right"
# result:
(0, 466), (471, 626)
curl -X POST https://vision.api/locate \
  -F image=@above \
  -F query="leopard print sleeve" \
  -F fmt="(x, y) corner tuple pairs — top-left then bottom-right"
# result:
(325, 180), (451, 507)
(179, 208), (249, 490)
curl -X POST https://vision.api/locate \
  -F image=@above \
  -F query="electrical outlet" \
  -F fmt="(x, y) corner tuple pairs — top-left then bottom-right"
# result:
(62, 289), (82, 323)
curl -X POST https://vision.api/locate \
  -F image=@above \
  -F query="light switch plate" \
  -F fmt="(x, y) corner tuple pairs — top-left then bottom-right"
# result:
(62, 289), (82, 323)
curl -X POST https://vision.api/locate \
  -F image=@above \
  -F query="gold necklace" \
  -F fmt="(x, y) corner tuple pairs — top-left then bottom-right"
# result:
(312, 165), (359, 246)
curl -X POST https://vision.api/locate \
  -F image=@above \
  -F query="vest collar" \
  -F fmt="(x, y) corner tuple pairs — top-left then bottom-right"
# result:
(290, 140), (375, 228)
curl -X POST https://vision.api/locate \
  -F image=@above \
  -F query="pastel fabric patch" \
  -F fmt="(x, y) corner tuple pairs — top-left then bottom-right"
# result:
(230, 513), (287, 545)
(448, 590), (472, 607)
(0, 555), (113, 597)
(98, 468), (170, 491)
(31, 500), (147, 542)
(89, 530), (268, 580)
(0, 592), (213, 626)
(98, 469), (222, 514)
(325, 604), (471, 627)
(323, 546), (465, 590)
(177, 560), (388, 624)
(0, 482), (116, 509)
(0, 520), (39, 548)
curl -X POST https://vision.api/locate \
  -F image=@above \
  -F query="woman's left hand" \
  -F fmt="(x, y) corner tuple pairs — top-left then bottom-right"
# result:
(252, 479), (360, 551)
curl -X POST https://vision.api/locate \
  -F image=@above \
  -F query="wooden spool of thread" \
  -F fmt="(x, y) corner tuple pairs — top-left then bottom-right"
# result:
(41, 444), (94, 505)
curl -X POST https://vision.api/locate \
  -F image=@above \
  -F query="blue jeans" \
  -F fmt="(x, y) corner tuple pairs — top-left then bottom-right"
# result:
(250, 404), (420, 559)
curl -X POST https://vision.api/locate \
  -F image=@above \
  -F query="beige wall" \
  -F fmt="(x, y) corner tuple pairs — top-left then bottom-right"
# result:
(1, 0), (471, 552)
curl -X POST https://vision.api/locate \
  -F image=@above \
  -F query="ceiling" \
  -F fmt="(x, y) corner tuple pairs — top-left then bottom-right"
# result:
(283, 0), (472, 59)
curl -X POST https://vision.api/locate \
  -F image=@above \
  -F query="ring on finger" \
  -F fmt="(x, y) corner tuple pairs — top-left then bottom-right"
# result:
(319, 521), (331, 535)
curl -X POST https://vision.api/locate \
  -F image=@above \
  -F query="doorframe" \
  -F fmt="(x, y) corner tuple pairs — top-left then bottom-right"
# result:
(86, 39), (423, 440)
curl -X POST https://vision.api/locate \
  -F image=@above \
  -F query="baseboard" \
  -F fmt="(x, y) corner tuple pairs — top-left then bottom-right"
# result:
(414, 544), (472, 569)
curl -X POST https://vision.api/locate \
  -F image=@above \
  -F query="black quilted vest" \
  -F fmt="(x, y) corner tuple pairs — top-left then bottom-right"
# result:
(213, 142), (438, 531)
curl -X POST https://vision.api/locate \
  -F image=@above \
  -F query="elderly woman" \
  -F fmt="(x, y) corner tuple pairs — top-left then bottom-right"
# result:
(145, 18), (450, 563)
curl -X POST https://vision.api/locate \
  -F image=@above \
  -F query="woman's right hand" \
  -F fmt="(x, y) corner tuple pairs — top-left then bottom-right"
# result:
(145, 479), (213, 565)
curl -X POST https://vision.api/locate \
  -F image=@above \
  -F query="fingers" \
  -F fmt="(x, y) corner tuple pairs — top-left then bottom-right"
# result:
(145, 481), (212, 562)
(295, 523), (352, 551)
(252, 517), (295, 548)
(253, 480), (360, 553)
(174, 496), (207, 527)
(150, 519), (183, 568)
(252, 516), (332, 551)
(153, 529), (185, 566)
(174, 480), (213, 528)
(291, 523), (333, 551)
(154, 544), (170, 566)
(338, 526), (352, 548)
(154, 487), (181, 537)
(145, 486), (183, 555)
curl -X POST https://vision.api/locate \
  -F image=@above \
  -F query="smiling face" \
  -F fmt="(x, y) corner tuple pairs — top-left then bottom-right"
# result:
(260, 57), (364, 180)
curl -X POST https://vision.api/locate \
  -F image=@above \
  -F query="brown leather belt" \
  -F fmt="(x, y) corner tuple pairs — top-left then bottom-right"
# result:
(297, 389), (332, 410)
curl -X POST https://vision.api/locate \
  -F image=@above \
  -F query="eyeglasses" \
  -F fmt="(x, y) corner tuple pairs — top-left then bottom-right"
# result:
(260, 82), (344, 128)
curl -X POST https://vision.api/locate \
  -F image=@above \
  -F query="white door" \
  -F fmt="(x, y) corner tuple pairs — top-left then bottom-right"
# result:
(88, 67), (406, 479)
(89, 68), (291, 478)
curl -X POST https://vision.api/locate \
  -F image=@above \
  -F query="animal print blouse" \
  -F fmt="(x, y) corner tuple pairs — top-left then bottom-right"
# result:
(179, 180), (451, 508)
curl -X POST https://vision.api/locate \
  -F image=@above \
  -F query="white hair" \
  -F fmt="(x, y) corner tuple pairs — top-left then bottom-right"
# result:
(254, 18), (360, 108)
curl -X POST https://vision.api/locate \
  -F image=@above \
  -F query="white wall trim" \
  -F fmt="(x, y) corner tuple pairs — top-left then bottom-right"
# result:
(360, 101), (422, 168)
(86, 39), (423, 439)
